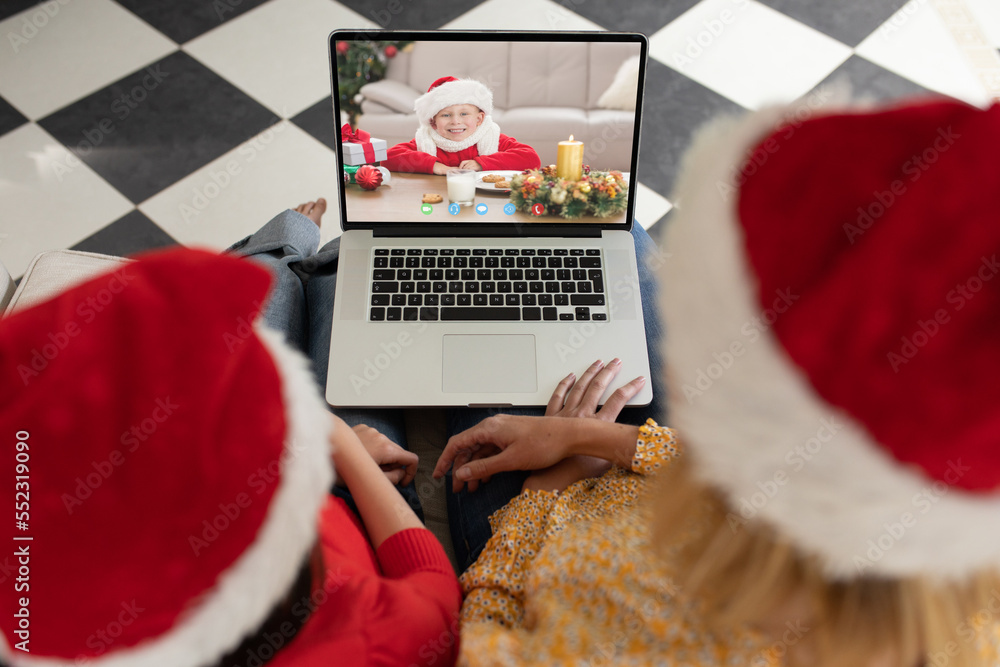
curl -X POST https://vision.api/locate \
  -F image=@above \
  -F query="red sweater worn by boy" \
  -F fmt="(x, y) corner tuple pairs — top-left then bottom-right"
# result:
(383, 134), (540, 173)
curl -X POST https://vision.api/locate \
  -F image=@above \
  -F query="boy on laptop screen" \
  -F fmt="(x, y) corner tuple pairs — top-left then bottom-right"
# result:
(384, 76), (541, 175)
(338, 35), (639, 227)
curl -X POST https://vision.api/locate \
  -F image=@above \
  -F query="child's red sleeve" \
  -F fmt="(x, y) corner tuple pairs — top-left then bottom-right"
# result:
(271, 501), (461, 667)
(382, 140), (438, 174)
(332, 529), (460, 666)
(475, 135), (541, 171)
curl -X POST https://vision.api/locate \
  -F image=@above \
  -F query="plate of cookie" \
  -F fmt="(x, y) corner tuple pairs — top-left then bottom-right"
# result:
(476, 171), (521, 194)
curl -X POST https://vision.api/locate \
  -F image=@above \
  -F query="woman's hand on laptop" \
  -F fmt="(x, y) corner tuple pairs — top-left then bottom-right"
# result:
(433, 359), (645, 492)
(545, 358), (644, 421)
(527, 359), (643, 493)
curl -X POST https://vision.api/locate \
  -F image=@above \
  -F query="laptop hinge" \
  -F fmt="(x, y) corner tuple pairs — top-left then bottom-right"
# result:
(369, 225), (604, 239)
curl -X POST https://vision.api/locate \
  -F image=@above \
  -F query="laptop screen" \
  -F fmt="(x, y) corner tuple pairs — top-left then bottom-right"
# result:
(330, 31), (646, 232)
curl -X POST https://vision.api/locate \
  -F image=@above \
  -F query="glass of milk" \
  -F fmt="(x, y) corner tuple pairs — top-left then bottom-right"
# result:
(446, 169), (476, 207)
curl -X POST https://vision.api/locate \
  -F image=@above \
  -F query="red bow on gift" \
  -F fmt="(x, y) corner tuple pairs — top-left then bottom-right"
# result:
(341, 123), (376, 163)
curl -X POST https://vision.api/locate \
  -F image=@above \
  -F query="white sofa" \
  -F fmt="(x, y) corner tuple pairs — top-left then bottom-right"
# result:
(357, 40), (640, 172)
(2, 251), (132, 316)
(0, 259), (14, 314)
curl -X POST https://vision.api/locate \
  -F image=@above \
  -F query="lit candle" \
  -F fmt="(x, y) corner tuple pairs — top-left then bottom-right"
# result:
(556, 135), (584, 181)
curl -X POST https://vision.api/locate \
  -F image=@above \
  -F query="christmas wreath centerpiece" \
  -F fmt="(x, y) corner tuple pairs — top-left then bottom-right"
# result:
(509, 165), (629, 219)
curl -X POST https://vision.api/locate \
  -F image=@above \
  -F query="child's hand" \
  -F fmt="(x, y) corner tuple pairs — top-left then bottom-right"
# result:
(351, 424), (418, 487)
(432, 162), (452, 175)
(326, 414), (426, 548)
(458, 160), (482, 171)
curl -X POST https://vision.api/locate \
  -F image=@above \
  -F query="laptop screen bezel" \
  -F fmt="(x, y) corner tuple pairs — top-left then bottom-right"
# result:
(328, 29), (648, 237)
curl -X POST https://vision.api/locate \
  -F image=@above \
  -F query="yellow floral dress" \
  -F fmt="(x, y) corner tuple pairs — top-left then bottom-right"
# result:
(458, 420), (780, 666)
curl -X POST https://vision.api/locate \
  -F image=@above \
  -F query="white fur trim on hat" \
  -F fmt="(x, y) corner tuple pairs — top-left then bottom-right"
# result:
(659, 98), (1000, 581)
(0, 325), (334, 667)
(413, 78), (494, 123)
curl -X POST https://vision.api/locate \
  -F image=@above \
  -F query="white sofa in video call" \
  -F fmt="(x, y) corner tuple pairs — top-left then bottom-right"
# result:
(355, 40), (641, 172)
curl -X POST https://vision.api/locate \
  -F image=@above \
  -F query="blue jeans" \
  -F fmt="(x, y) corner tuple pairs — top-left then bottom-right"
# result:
(442, 223), (667, 569)
(229, 211), (666, 570)
(228, 213), (420, 519)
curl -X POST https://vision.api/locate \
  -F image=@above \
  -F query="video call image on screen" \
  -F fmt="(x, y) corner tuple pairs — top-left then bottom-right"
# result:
(336, 38), (641, 225)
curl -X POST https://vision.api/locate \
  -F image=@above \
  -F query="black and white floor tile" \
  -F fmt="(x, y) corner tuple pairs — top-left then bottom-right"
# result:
(1, 0), (997, 278)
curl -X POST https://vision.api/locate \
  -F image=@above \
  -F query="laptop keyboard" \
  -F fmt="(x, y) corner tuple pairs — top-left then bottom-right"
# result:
(369, 247), (608, 322)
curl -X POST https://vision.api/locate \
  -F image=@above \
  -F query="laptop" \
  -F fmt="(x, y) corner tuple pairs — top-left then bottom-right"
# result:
(325, 29), (653, 408)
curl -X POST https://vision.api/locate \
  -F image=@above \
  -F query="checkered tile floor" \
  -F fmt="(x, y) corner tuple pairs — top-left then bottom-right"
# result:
(1, 0), (997, 279)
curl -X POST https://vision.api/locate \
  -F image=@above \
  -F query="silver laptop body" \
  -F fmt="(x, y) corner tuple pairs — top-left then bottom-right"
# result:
(326, 30), (652, 408)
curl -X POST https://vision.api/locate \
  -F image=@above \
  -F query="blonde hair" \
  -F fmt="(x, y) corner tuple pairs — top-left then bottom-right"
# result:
(649, 455), (1000, 667)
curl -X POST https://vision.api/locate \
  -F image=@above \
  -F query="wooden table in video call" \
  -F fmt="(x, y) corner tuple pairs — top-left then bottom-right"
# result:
(343, 172), (628, 225)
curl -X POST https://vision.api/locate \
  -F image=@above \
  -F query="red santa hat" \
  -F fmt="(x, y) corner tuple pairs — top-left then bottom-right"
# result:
(414, 75), (494, 121)
(413, 76), (500, 157)
(0, 249), (333, 665)
(660, 97), (1000, 580)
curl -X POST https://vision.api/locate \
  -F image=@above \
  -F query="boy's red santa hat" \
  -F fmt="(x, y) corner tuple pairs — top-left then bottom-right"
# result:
(414, 75), (494, 120)
(413, 76), (500, 157)
(0, 249), (333, 666)
(660, 96), (1000, 580)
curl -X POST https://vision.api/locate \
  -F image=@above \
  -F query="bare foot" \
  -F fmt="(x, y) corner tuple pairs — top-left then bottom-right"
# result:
(294, 198), (326, 227)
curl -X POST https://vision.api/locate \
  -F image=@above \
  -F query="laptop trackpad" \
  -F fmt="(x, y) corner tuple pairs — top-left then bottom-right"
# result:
(442, 335), (537, 394)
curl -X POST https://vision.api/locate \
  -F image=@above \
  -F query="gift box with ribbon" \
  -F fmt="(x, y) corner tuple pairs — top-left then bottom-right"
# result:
(341, 123), (387, 166)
